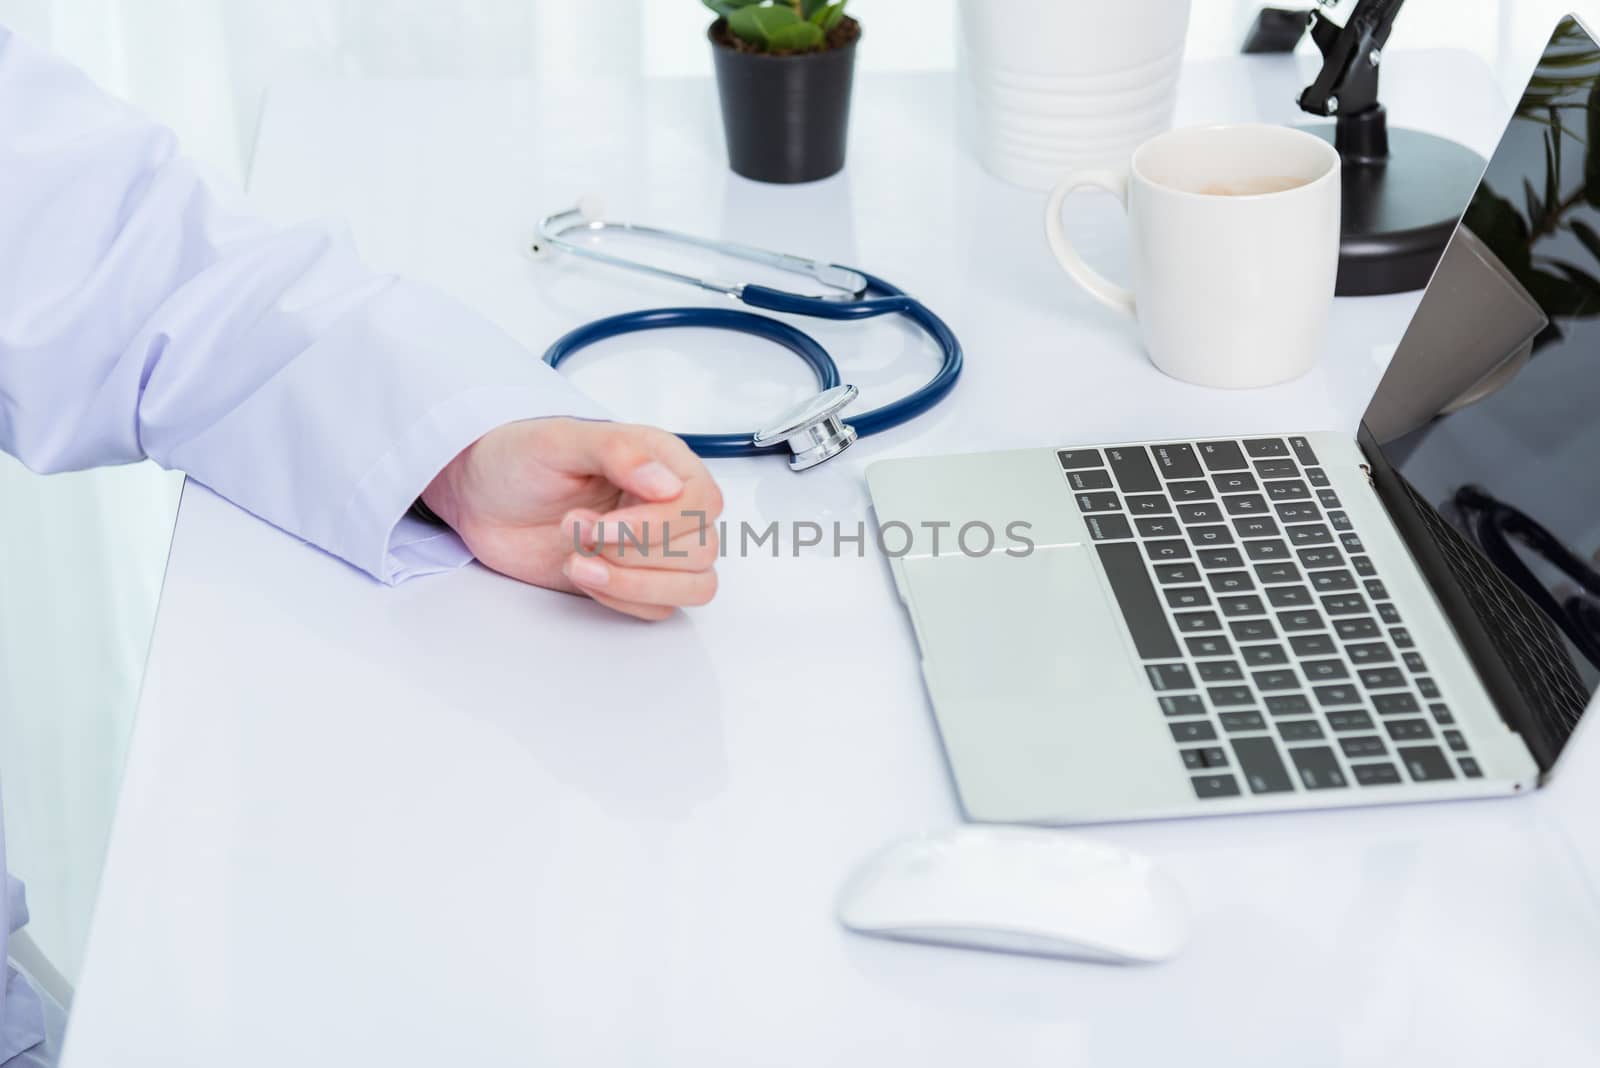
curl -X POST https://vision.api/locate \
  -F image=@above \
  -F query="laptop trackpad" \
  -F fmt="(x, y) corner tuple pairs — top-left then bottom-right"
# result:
(901, 545), (1191, 821)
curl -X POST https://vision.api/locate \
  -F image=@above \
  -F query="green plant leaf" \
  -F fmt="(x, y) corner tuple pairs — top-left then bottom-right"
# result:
(1585, 77), (1600, 207)
(1570, 217), (1600, 264)
(767, 19), (825, 50)
(811, 1), (846, 29)
(727, 3), (801, 46)
(702, 0), (761, 18)
(1523, 177), (1546, 234)
(1522, 266), (1600, 318)
(1462, 183), (1532, 277)
(800, 0), (829, 18)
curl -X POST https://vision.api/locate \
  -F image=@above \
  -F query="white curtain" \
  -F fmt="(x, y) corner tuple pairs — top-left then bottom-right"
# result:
(0, 0), (1567, 989)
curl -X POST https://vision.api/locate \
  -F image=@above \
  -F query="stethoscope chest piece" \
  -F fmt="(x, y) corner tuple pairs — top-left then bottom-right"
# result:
(753, 385), (859, 472)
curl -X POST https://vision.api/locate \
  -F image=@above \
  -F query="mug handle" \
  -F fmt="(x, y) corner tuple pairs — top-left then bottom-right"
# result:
(1045, 170), (1136, 320)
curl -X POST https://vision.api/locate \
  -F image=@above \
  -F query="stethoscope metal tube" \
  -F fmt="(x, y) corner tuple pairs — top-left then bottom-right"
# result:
(532, 202), (963, 470)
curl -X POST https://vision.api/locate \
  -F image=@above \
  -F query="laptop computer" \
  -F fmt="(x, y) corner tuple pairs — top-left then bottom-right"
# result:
(865, 15), (1600, 824)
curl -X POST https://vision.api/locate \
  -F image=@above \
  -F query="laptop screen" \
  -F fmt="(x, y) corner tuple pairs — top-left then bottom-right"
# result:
(1362, 16), (1600, 766)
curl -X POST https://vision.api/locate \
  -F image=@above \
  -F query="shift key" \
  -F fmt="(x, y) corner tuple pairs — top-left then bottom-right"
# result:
(1107, 446), (1160, 493)
(1230, 736), (1295, 793)
(1095, 542), (1180, 660)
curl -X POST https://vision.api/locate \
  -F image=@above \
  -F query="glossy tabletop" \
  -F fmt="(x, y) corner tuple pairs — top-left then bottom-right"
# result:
(62, 52), (1600, 1067)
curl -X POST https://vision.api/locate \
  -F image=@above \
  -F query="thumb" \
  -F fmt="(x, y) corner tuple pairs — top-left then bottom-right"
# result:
(564, 423), (687, 502)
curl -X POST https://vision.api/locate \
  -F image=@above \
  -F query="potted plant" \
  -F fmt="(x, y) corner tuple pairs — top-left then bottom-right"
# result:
(703, 1), (860, 183)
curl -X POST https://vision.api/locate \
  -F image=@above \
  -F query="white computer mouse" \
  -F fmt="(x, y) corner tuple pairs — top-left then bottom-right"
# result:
(836, 825), (1188, 964)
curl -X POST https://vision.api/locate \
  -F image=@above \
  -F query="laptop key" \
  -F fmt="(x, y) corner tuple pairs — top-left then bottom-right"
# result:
(1197, 661), (1244, 683)
(1345, 641), (1392, 664)
(1192, 773), (1241, 799)
(1275, 502), (1320, 523)
(1177, 503), (1223, 524)
(1224, 494), (1269, 516)
(1390, 627), (1415, 648)
(1385, 719), (1433, 742)
(1152, 443), (1203, 479)
(1352, 555), (1377, 577)
(1252, 669), (1299, 691)
(1169, 480), (1215, 502)
(1310, 570), (1356, 592)
(1288, 437), (1319, 465)
(1302, 658), (1349, 681)
(1058, 449), (1104, 470)
(1095, 542), (1183, 659)
(1147, 663), (1194, 690)
(1364, 580), (1390, 600)
(1314, 684), (1362, 706)
(1218, 595), (1267, 617)
(1246, 540), (1291, 562)
(1417, 677), (1441, 699)
(1160, 694), (1205, 717)
(1340, 533), (1366, 553)
(1289, 633), (1337, 657)
(1200, 746), (1230, 768)
(1266, 694), (1313, 717)
(1164, 586), (1211, 609)
(1354, 762), (1402, 785)
(1144, 540), (1192, 561)
(1231, 736), (1295, 793)
(1182, 748), (1207, 770)
(1076, 492), (1121, 512)
(1443, 730), (1468, 753)
(1328, 711), (1377, 733)
(1068, 469), (1114, 491)
(1266, 585), (1312, 608)
(1339, 734), (1386, 757)
(1198, 548), (1245, 569)
(1207, 570), (1254, 594)
(1304, 466), (1330, 487)
(1290, 746), (1345, 788)
(1329, 511), (1353, 532)
(1234, 516), (1279, 539)
(1213, 472), (1258, 494)
(1107, 446), (1160, 493)
(1377, 602), (1402, 624)
(1334, 618), (1381, 641)
(1255, 459), (1298, 479)
(1322, 594), (1368, 615)
(1221, 710), (1267, 732)
(1172, 721), (1218, 743)
(1359, 667), (1407, 690)
(1136, 516), (1181, 539)
(1208, 686), (1254, 707)
(1127, 494), (1173, 515)
(1398, 745), (1455, 782)
(1242, 644), (1288, 667)
(1429, 702), (1454, 725)
(1085, 514), (1134, 540)
(1175, 611), (1223, 633)
(1187, 635), (1232, 658)
(1244, 438), (1290, 459)
(1458, 757), (1483, 778)
(1267, 481), (1311, 501)
(1298, 547), (1343, 569)
(1255, 562), (1300, 584)
(1154, 563), (1201, 584)
(1187, 524), (1236, 547)
(1230, 619), (1275, 642)
(1374, 693), (1421, 715)
(1277, 609), (1325, 632)
(1288, 524), (1333, 545)
(1317, 489), (1342, 508)
(1200, 441), (1249, 471)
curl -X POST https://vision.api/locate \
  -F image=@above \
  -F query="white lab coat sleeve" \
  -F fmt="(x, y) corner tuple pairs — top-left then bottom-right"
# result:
(0, 24), (607, 584)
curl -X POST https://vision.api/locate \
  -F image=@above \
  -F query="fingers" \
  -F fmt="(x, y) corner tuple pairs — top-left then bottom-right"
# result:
(562, 552), (719, 610)
(559, 506), (719, 571)
(548, 421), (713, 504)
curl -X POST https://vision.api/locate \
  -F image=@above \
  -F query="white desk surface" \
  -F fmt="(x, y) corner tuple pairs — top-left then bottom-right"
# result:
(63, 52), (1600, 1067)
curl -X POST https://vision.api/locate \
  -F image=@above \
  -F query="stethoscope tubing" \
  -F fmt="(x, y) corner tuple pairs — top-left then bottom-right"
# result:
(542, 271), (962, 458)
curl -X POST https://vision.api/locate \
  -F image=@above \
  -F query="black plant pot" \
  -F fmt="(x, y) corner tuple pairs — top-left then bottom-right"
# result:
(709, 18), (859, 184)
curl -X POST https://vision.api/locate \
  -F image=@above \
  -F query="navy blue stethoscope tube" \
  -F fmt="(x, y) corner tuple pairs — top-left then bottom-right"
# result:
(541, 272), (963, 458)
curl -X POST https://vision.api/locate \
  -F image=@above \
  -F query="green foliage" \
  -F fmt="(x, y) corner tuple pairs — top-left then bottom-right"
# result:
(1468, 21), (1600, 343)
(702, 0), (848, 53)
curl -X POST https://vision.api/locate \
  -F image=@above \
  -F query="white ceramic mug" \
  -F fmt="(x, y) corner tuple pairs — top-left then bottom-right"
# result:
(1045, 124), (1342, 388)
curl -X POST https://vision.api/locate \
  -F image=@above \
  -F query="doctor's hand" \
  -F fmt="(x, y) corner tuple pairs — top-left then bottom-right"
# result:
(421, 418), (723, 621)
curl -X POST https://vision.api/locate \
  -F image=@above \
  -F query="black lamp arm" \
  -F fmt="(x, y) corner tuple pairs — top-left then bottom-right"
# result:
(1298, 0), (1405, 117)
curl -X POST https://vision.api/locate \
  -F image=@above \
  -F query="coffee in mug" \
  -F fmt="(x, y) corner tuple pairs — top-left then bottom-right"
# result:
(1044, 124), (1341, 388)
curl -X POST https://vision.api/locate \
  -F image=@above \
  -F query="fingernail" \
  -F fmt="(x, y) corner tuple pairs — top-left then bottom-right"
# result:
(565, 556), (610, 588)
(632, 461), (683, 499)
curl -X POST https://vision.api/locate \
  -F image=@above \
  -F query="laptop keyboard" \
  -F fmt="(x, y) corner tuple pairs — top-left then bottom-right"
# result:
(1062, 436), (1481, 801)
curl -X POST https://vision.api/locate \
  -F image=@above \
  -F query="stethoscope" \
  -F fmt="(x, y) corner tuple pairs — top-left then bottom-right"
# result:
(529, 200), (963, 471)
